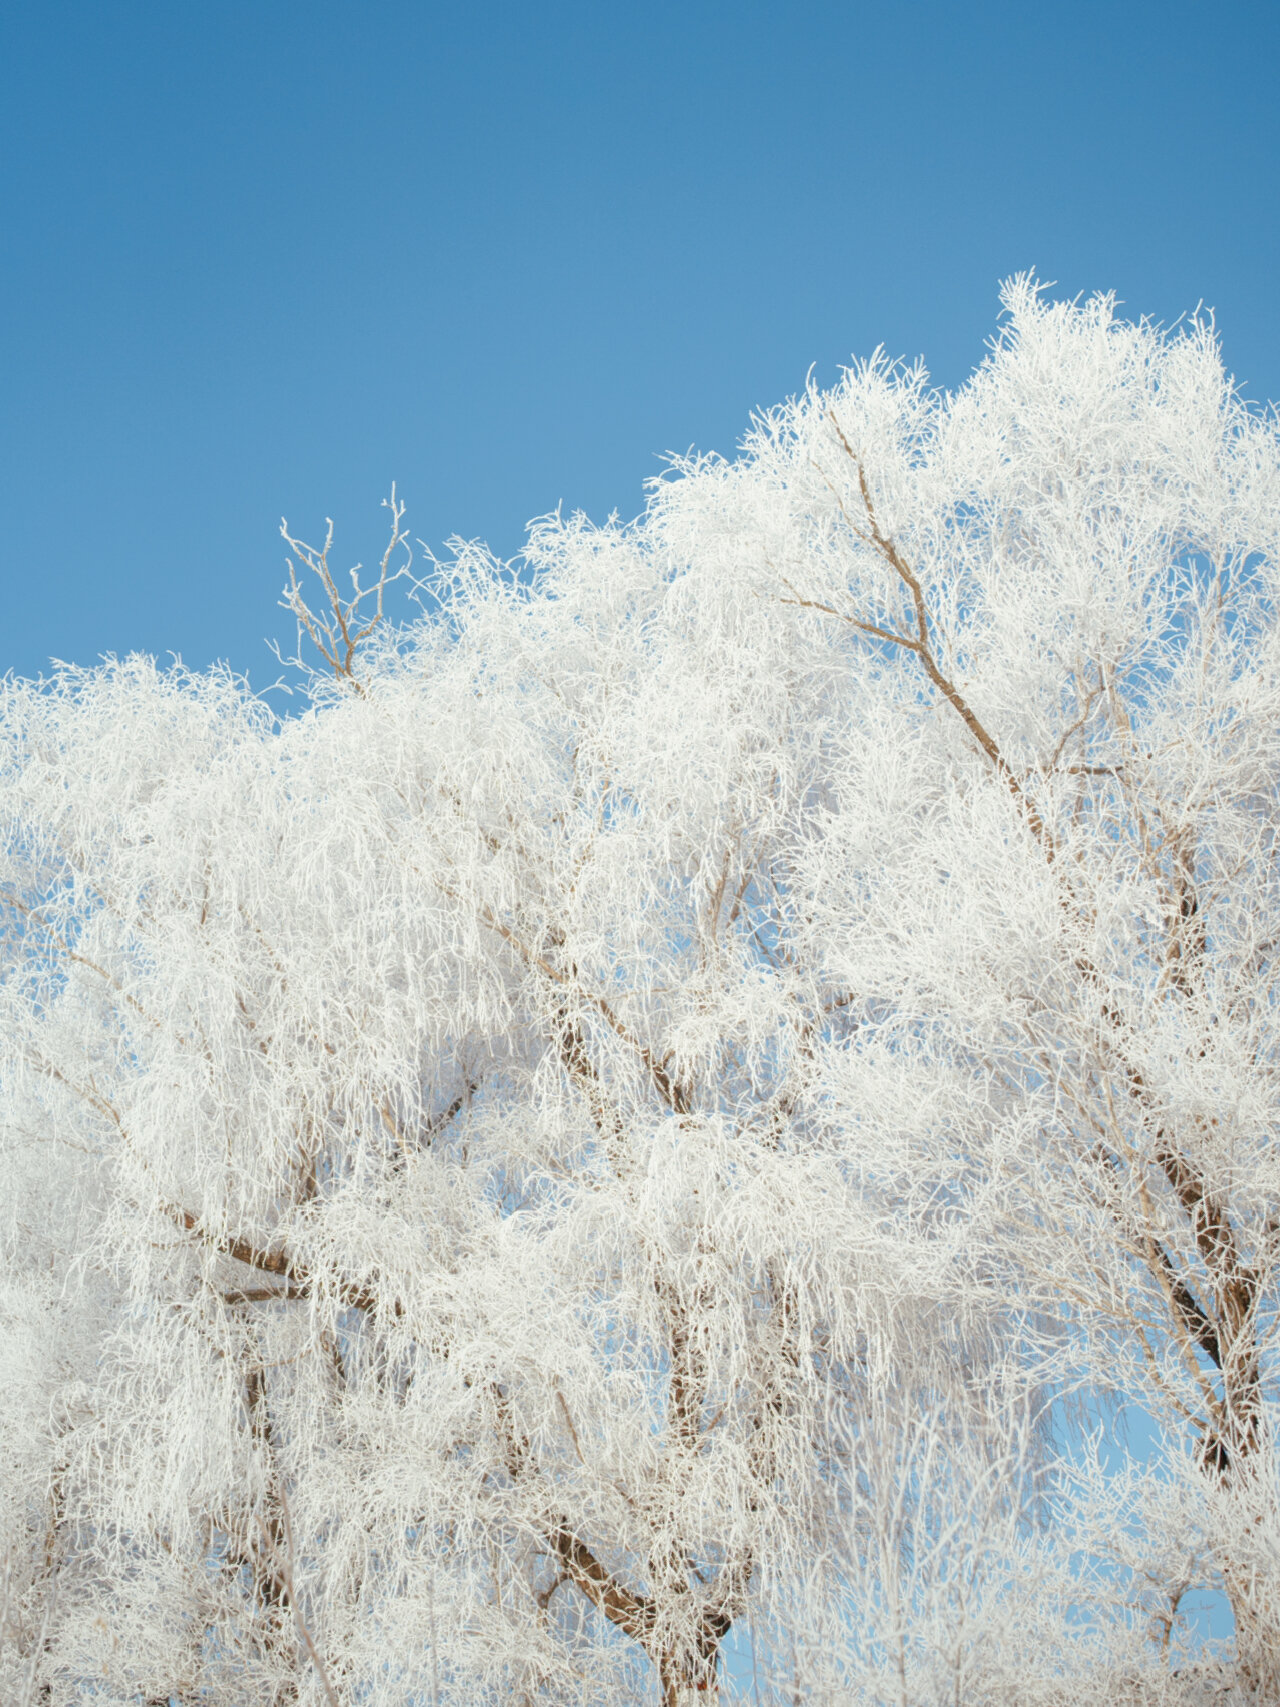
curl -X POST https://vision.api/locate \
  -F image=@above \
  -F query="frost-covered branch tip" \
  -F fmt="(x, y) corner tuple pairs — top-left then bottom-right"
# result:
(278, 484), (411, 690)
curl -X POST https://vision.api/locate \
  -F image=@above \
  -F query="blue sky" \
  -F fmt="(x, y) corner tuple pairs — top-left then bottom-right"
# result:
(2, 0), (1277, 687)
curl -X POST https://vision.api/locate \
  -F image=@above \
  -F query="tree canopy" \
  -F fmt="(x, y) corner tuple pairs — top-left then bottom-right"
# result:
(3, 278), (1280, 1705)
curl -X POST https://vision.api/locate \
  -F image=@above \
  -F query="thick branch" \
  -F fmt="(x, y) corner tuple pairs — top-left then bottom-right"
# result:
(481, 907), (691, 1113)
(174, 1207), (385, 1316)
(1149, 1242), (1223, 1367)
(823, 418), (1048, 847)
(1153, 1141), (1242, 1281)
(550, 1527), (657, 1645)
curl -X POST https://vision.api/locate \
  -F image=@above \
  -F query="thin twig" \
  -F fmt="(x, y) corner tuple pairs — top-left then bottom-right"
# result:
(256, 1484), (341, 1707)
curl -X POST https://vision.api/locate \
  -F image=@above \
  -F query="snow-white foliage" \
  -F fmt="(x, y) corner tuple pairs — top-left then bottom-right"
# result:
(2, 278), (1280, 1704)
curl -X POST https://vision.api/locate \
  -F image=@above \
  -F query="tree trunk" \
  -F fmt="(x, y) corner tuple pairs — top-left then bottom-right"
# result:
(660, 1671), (716, 1707)
(659, 1640), (721, 1707)
(1219, 1552), (1280, 1701)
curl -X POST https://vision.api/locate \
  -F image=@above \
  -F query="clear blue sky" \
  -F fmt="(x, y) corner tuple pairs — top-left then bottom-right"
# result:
(3, 0), (1277, 687)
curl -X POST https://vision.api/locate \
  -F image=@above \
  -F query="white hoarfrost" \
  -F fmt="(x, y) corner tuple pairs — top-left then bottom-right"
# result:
(2, 279), (1279, 1703)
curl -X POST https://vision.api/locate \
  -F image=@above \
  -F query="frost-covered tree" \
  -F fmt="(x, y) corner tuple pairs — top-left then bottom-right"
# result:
(3, 279), (1280, 1704)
